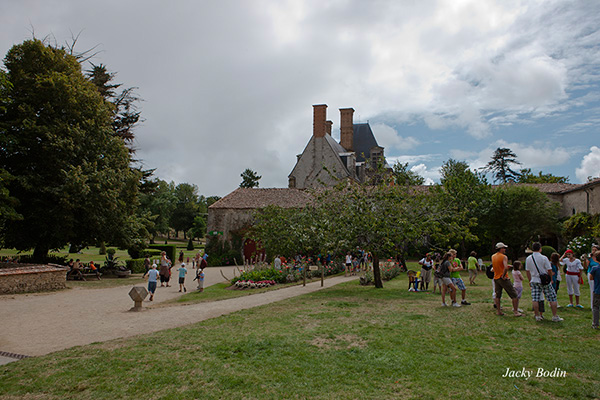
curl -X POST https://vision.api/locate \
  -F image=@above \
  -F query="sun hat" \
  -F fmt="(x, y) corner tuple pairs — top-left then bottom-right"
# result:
(495, 242), (508, 249)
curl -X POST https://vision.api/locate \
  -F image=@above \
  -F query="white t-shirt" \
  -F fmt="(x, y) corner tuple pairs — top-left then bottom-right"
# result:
(346, 255), (352, 264)
(419, 258), (433, 269)
(560, 258), (583, 273)
(525, 252), (551, 284)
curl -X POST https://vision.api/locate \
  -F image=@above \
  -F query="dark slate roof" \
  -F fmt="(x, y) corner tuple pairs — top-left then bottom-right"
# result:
(352, 123), (380, 162)
(209, 188), (312, 209)
(325, 133), (348, 155)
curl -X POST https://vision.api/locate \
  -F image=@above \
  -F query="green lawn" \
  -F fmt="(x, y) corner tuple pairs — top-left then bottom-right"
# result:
(1, 273), (598, 399)
(0, 237), (205, 266)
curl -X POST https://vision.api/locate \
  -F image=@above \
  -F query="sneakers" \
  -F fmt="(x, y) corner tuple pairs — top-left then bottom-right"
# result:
(461, 300), (471, 305)
(441, 303), (448, 307)
(452, 302), (462, 307)
(517, 308), (524, 313)
(567, 304), (574, 307)
(535, 315), (543, 321)
(592, 325), (599, 329)
(552, 316), (564, 322)
(576, 304), (584, 309)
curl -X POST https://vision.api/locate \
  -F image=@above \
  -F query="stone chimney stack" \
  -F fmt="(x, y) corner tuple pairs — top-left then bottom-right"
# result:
(325, 120), (333, 135)
(313, 104), (327, 138)
(340, 108), (354, 151)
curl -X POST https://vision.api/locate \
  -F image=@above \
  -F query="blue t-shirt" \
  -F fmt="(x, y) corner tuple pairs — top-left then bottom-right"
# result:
(178, 267), (187, 278)
(590, 264), (600, 295)
(147, 269), (159, 283)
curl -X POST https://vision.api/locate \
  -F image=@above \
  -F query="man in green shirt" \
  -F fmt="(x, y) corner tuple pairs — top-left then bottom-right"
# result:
(468, 251), (478, 285)
(450, 249), (471, 305)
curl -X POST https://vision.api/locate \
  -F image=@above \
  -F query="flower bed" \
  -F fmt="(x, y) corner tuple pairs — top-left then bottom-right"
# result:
(234, 280), (276, 289)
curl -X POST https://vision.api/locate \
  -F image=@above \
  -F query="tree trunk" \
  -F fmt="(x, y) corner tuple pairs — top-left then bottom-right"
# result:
(372, 253), (383, 289)
(33, 245), (49, 264)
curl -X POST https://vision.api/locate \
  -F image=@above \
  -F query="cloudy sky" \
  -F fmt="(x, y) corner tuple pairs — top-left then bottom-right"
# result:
(2, 0), (600, 195)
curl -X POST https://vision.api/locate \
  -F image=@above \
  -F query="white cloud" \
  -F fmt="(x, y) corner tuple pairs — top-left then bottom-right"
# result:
(576, 146), (600, 182)
(1, 0), (599, 195)
(371, 123), (419, 151)
(410, 163), (437, 185)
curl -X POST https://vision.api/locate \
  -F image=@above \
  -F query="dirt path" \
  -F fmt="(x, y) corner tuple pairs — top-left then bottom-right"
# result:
(0, 267), (356, 359)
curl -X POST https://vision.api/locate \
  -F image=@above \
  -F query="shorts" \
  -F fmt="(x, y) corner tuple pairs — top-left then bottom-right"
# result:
(179, 277), (185, 284)
(531, 282), (557, 302)
(469, 269), (477, 278)
(452, 277), (466, 291)
(442, 277), (453, 286)
(420, 268), (432, 283)
(160, 274), (170, 283)
(148, 281), (157, 294)
(494, 278), (518, 300)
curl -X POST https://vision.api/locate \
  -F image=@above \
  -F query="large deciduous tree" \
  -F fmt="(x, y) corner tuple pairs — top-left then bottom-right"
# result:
(392, 162), (425, 186)
(431, 159), (490, 256)
(482, 185), (561, 260)
(517, 168), (569, 184)
(0, 39), (139, 260)
(170, 182), (199, 238)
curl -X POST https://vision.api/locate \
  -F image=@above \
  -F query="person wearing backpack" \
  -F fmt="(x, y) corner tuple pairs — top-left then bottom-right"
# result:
(525, 242), (563, 322)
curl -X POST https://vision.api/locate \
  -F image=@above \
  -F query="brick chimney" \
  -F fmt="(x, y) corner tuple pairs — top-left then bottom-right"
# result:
(340, 108), (354, 151)
(313, 104), (327, 138)
(325, 120), (333, 135)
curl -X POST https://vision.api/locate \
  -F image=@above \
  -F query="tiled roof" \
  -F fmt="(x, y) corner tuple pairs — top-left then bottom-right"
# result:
(513, 183), (580, 194)
(209, 188), (312, 209)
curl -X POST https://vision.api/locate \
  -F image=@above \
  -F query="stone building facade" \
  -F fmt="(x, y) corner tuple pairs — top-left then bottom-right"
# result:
(288, 104), (389, 189)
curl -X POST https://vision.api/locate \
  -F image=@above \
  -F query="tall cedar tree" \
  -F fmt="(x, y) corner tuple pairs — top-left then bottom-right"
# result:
(240, 168), (261, 188)
(0, 40), (139, 260)
(482, 147), (522, 183)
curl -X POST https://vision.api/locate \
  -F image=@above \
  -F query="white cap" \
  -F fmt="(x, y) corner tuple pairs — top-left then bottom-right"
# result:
(495, 242), (508, 249)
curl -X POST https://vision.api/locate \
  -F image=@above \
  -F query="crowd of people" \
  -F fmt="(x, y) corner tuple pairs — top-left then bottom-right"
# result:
(142, 250), (208, 302)
(418, 241), (600, 328)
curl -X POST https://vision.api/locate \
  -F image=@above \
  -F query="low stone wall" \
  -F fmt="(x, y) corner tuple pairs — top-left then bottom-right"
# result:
(0, 263), (68, 295)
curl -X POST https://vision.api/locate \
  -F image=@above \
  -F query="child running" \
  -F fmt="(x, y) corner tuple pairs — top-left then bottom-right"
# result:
(178, 262), (187, 293)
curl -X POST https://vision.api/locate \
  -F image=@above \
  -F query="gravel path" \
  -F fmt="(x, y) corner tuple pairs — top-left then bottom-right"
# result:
(0, 267), (356, 361)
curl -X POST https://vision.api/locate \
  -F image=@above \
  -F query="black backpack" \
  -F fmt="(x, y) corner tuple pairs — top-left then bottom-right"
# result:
(486, 264), (495, 279)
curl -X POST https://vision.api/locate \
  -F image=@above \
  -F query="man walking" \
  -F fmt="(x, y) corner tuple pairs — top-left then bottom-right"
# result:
(492, 242), (523, 317)
(525, 242), (563, 322)
(418, 253), (433, 291)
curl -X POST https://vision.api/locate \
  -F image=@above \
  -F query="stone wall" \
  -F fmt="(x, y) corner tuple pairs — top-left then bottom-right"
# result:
(0, 264), (68, 295)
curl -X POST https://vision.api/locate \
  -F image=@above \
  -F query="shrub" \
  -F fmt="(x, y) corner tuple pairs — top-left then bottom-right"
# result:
(566, 236), (595, 257)
(125, 258), (147, 274)
(148, 244), (177, 262)
(187, 238), (194, 251)
(98, 242), (107, 255)
(127, 239), (148, 259)
(16, 254), (68, 265)
(231, 268), (285, 285)
(360, 270), (374, 285)
(205, 237), (241, 266)
(541, 245), (557, 259)
(144, 249), (162, 258)
(106, 248), (117, 258)
(380, 263), (402, 281)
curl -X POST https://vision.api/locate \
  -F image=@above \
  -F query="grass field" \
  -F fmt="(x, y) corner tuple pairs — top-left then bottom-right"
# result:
(1, 272), (598, 399)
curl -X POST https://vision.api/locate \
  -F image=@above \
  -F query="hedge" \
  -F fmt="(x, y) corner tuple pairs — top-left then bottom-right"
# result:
(147, 244), (176, 263)
(126, 258), (147, 274)
(144, 249), (162, 257)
